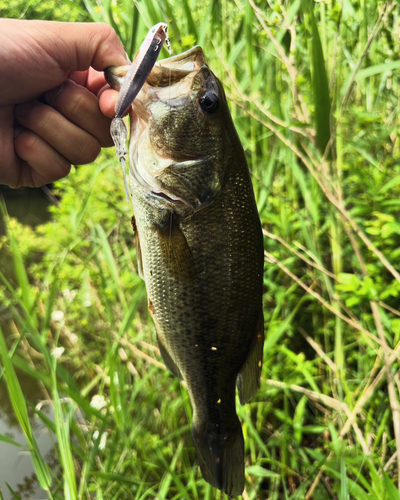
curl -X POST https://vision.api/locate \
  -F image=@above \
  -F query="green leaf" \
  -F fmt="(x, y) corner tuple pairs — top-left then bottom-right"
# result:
(378, 175), (400, 195)
(0, 434), (23, 448)
(246, 465), (280, 478)
(264, 292), (307, 352)
(337, 273), (361, 292)
(90, 472), (141, 485)
(0, 200), (32, 314)
(293, 395), (308, 443)
(326, 466), (377, 500)
(245, 0), (253, 78)
(309, 2), (331, 155)
(52, 365), (78, 500)
(181, 0), (198, 42)
(0, 326), (51, 491)
(346, 140), (382, 171)
(5, 483), (22, 500)
(356, 60), (400, 80)
(367, 460), (384, 497)
(345, 295), (361, 308)
(382, 472), (400, 500)
(155, 445), (193, 500)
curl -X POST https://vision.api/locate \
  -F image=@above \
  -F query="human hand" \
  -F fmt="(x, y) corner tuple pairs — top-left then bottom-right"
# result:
(0, 19), (127, 188)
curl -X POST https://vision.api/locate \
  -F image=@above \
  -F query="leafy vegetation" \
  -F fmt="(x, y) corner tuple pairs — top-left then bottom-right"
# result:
(0, 0), (90, 22)
(1, 0), (400, 498)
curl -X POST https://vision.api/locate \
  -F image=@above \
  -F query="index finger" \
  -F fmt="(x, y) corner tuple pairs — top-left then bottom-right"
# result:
(69, 68), (109, 96)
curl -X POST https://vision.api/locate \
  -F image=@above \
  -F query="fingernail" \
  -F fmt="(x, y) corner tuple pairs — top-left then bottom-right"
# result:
(16, 101), (34, 119)
(45, 83), (65, 104)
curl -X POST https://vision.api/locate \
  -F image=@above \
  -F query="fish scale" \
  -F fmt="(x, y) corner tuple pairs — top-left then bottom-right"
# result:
(132, 148), (263, 496)
(105, 45), (264, 497)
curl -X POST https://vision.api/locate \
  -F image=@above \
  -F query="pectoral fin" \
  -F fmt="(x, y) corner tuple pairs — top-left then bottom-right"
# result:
(157, 158), (222, 212)
(236, 311), (264, 405)
(156, 334), (183, 380)
(155, 219), (195, 283)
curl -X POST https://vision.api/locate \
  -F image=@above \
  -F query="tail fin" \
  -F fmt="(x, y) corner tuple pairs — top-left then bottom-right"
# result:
(192, 420), (244, 497)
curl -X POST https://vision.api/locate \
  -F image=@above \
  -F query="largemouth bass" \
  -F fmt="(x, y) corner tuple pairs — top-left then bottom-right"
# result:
(106, 46), (264, 497)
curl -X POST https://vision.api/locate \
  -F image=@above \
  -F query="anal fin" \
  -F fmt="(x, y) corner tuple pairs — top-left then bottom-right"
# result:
(237, 310), (264, 405)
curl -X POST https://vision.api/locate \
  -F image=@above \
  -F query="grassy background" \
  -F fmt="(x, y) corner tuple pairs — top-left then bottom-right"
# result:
(1, 0), (400, 498)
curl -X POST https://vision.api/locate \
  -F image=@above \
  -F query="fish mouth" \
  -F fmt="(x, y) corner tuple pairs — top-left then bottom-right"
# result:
(106, 46), (214, 210)
(105, 46), (206, 91)
(147, 45), (206, 86)
(131, 45), (208, 122)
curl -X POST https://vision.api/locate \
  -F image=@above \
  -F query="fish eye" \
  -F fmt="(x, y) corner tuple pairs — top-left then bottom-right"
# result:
(199, 91), (219, 114)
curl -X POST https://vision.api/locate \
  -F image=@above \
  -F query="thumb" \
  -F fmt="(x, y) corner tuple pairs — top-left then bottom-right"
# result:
(0, 19), (129, 104)
(43, 21), (129, 71)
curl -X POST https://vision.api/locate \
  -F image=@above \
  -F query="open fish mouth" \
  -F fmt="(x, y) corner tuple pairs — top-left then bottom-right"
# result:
(105, 46), (221, 212)
(106, 46), (207, 91)
(147, 45), (206, 86)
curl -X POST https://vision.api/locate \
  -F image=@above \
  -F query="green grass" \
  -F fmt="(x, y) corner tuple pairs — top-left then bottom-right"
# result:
(1, 0), (400, 498)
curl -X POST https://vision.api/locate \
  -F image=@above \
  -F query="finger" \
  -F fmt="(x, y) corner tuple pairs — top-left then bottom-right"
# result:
(45, 79), (113, 146)
(14, 128), (71, 186)
(99, 87), (121, 118)
(69, 68), (108, 96)
(15, 99), (101, 164)
(68, 70), (88, 87)
(52, 22), (129, 72)
(0, 106), (24, 188)
(87, 68), (110, 95)
(1, 20), (128, 105)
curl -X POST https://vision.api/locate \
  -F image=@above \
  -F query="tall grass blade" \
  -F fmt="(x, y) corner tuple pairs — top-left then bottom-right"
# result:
(308, 2), (332, 155)
(0, 200), (32, 314)
(354, 60), (400, 81)
(4, 484), (22, 500)
(0, 434), (23, 447)
(89, 472), (141, 485)
(0, 325), (52, 491)
(382, 472), (400, 500)
(52, 361), (78, 500)
(155, 443), (192, 500)
(181, 0), (198, 42)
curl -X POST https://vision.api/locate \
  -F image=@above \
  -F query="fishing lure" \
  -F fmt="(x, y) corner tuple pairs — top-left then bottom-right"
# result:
(110, 23), (171, 201)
